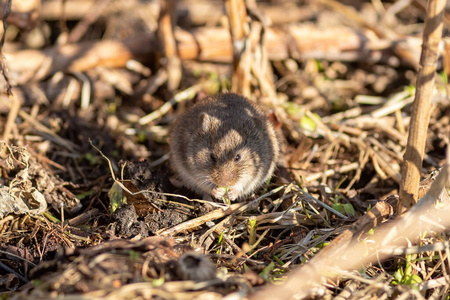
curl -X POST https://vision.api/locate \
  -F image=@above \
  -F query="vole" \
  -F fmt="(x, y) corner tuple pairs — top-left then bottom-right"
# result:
(169, 93), (279, 202)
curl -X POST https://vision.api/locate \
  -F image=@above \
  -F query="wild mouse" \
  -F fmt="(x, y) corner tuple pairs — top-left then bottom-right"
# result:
(169, 93), (279, 201)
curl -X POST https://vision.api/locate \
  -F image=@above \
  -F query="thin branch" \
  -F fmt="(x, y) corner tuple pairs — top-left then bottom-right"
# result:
(398, 0), (446, 213)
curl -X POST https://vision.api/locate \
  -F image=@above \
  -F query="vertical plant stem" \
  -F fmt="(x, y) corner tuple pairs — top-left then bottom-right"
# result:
(224, 0), (251, 95)
(398, 0), (446, 213)
(158, 0), (181, 91)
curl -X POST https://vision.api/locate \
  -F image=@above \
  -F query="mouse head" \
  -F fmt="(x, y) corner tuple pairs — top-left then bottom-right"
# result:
(187, 111), (265, 200)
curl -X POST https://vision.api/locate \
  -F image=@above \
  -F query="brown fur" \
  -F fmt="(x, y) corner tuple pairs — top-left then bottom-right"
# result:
(169, 93), (279, 201)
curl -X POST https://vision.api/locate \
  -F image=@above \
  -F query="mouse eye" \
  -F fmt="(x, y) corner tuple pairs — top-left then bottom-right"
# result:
(234, 154), (241, 162)
(210, 153), (216, 163)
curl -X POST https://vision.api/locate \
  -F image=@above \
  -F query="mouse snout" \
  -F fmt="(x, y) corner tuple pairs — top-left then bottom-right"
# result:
(211, 166), (237, 187)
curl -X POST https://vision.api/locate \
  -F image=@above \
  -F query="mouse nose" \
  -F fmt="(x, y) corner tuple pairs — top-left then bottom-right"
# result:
(211, 167), (236, 187)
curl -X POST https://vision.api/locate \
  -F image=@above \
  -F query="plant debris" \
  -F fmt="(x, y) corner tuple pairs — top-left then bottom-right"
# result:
(1, 0), (450, 299)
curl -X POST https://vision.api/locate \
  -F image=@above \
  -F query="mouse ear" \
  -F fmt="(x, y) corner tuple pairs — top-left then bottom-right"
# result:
(250, 115), (266, 131)
(200, 112), (219, 133)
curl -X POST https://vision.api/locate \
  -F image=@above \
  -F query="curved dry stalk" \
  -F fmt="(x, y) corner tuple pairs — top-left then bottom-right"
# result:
(250, 157), (450, 299)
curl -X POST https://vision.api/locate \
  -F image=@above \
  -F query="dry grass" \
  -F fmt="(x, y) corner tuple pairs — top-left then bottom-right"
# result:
(0, 0), (449, 299)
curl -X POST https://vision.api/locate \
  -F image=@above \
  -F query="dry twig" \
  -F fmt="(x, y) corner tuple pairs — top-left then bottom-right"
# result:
(399, 0), (446, 212)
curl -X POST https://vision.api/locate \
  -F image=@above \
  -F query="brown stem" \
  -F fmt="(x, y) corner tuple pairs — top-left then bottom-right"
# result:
(224, 0), (250, 95)
(158, 0), (180, 91)
(398, 0), (446, 213)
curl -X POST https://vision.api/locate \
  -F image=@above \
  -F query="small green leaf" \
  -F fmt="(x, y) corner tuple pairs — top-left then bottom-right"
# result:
(405, 85), (416, 97)
(331, 203), (344, 214)
(152, 277), (165, 287)
(137, 131), (147, 143)
(393, 269), (403, 283)
(438, 71), (448, 84)
(403, 274), (422, 285)
(32, 280), (44, 287)
(316, 242), (330, 249)
(76, 190), (94, 200)
(284, 102), (303, 116)
(218, 231), (224, 245)
(315, 60), (324, 72)
(43, 212), (61, 224)
(300, 115), (317, 132)
(342, 203), (356, 216)
(129, 250), (140, 262)
(108, 182), (126, 214)
(84, 153), (101, 165)
(272, 255), (284, 266)
(259, 262), (275, 281)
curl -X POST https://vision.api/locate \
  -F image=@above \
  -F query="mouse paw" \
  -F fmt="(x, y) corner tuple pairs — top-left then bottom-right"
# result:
(226, 189), (238, 201)
(212, 187), (239, 202)
(211, 187), (227, 199)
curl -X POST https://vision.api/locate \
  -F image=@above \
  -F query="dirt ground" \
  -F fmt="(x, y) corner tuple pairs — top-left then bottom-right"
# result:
(0, 0), (450, 299)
